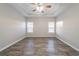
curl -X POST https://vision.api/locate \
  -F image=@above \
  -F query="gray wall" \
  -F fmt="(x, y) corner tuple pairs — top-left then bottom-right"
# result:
(56, 4), (79, 50)
(0, 4), (26, 51)
(26, 17), (56, 37)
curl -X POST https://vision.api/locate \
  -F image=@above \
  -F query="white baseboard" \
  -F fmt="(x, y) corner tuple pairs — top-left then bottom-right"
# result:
(0, 35), (26, 52)
(56, 34), (79, 52)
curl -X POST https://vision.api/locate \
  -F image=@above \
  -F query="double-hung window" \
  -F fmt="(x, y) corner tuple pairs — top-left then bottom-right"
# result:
(48, 22), (54, 33)
(27, 22), (33, 33)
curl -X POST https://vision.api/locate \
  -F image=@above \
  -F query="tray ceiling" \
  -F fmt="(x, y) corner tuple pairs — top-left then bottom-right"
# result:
(10, 3), (70, 17)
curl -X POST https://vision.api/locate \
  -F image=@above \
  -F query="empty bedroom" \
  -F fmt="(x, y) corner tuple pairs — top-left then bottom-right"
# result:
(0, 3), (79, 56)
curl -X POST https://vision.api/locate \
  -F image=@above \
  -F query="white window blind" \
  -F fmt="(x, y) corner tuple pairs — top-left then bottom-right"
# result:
(27, 22), (33, 33)
(48, 22), (54, 33)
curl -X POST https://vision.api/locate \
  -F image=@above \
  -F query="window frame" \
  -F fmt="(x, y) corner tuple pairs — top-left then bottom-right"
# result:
(48, 22), (55, 33)
(26, 22), (33, 33)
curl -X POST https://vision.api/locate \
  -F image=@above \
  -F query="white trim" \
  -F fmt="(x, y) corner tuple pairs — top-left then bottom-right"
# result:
(56, 34), (79, 52)
(0, 35), (26, 52)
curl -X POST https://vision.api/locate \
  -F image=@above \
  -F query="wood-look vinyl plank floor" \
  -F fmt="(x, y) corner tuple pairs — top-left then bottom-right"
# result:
(0, 37), (79, 56)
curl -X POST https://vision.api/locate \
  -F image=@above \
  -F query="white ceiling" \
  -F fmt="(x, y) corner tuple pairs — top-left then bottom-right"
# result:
(9, 3), (70, 17)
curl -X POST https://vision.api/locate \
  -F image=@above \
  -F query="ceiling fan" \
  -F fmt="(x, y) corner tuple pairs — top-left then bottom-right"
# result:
(31, 3), (52, 13)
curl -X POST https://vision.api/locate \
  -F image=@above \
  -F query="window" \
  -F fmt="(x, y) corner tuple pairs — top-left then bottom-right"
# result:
(27, 22), (33, 33)
(48, 22), (54, 33)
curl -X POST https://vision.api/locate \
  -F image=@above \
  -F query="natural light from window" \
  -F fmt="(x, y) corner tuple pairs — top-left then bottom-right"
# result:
(27, 22), (33, 33)
(48, 22), (54, 33)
